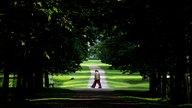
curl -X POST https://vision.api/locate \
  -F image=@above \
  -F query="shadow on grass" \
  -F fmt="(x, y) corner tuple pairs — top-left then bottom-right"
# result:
(27, 88), (75, 102)
(112, 90), (192, 108)
(0, 88), (77, 108)
(1, 88), (192, 108)
(125, 79), (149, 84)
(0, 88), (75, 101)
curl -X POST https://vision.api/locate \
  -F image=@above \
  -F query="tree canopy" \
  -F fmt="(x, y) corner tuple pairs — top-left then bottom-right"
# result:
(1, 0), (192, 104)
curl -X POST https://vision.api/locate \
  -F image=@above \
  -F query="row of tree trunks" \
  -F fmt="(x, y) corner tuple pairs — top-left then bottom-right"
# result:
(2, 63), (50, 101)
(149, 66), (168, 99)
(148, 55), (190, 104)
(147, 18), (192, 104)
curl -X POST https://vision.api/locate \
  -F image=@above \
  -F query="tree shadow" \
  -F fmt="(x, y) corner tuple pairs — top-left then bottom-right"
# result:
(125, 79), (149, 84)
(112, 90), (175, 107)
(0, 88), (185, 108)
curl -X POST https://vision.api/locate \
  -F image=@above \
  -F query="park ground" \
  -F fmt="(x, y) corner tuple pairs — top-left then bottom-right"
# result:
(0, 60), (192, 108)
(0, 88), (189, 108)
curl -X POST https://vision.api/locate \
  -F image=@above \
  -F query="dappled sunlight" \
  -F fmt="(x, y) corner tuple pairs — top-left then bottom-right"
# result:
(105, 72), (149, 89)
(58, 83), (87, 88)
(106, 80), (148, 89)
(107, 81), (128, 88)
(81, 60), (111, 67)
(53, 76), (90, 88)
(1, 60), (149, 89)
(52, 66), (90, 88)
(109, 76), (143, 79)
(81, 60), (149, 89)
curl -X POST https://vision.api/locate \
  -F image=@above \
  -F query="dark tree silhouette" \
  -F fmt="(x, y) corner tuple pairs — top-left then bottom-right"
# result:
(1, 0), (192, 105)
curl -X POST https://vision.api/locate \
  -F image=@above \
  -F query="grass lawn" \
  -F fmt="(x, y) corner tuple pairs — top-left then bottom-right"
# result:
(44, 60), (149, 89)
(53, 65), (90, 88)
(0, 60), (149, 89)
(52, 60), (108, 88)
(101, 66), (149, 89)
(82, 60), (149, 89)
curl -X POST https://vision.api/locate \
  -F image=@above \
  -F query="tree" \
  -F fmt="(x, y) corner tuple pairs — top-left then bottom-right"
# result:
(0, 0), (94, 101)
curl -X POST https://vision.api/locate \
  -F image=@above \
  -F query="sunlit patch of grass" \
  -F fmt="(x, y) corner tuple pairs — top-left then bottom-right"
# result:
(53, 66), (90, 88)
(1, 60), (149, 89)
(98, 62), (149, 89)
(53, 60), (110, 88)
(81, 60), (110, 67)
(80, 60), (149, 89)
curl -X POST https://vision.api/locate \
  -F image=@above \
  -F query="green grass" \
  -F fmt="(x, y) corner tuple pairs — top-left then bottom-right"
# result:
(101, 65), (149, 89)
(82, 60), (149, 89)
(81, 60), (110, 66)
(22, 60), (148, 89)
(53, 65), (90, 88)
(53, 60), (109, 88)
(0, 60), (149, 89)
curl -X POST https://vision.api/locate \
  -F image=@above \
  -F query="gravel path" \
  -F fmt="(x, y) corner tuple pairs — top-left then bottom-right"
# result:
(69, 66), (117, 100)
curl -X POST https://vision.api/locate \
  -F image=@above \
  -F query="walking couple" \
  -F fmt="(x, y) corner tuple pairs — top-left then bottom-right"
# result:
(91, 69), (102, 88)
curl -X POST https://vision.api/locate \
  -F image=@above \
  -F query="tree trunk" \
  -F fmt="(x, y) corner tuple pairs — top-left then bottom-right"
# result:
(169, 67), (175, 103)
(34, 70), (43, 89)
(156, 65), (167, 99)
(3, 68), (9, 89)
(189, 62), (192, 103)
(161, 70), (167, 100)
(14, 66), (28, 102)
(44, 70), (49, 88)
(188, 33), (192, 103)
(149, 69), (158, 97)
(157, 70), (162, 97)
(14, 72), (26, 102)
(2, 67), (10, 102)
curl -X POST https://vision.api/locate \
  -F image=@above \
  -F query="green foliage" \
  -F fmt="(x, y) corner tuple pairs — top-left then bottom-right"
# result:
(88, 41), (101, 60)
(99, 37), (139, 70)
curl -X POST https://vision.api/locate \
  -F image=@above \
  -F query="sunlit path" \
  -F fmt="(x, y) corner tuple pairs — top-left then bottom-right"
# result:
(87, 66), (109, 89)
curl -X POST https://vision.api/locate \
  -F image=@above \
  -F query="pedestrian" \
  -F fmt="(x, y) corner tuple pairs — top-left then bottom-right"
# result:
(91, 69), (102, 88)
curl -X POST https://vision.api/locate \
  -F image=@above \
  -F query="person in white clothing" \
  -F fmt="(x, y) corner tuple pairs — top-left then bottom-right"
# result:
(91, 69), (102, 88)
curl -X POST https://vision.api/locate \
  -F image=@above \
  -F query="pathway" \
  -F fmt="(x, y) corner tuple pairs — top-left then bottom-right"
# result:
(60, 66), (164, 107)
(57, 66), (152, 107)
(69, 65), (117, 100)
